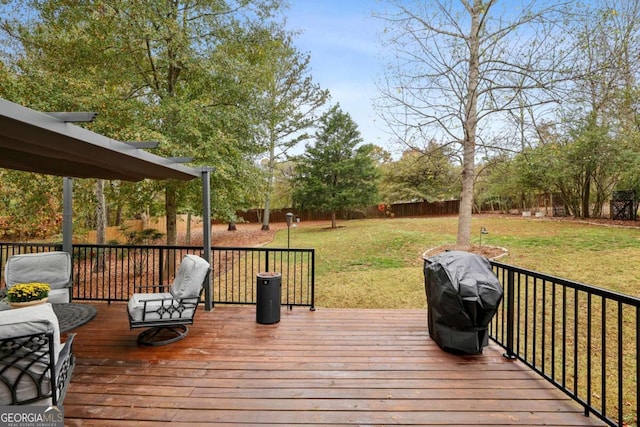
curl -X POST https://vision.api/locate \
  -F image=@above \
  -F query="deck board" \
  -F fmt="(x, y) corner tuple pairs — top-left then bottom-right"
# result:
(63, 303), (605, 426)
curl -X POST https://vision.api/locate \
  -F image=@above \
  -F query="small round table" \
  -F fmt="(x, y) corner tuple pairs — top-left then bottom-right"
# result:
(52, 303), (97, 333)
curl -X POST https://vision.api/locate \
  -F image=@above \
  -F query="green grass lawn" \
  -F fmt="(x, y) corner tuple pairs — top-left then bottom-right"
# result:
(267, 215), (640, 309)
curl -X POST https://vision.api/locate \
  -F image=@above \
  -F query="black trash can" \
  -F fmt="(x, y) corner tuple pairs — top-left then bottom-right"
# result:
(423, 251), (503, 354)
(256, 272), (282, 324)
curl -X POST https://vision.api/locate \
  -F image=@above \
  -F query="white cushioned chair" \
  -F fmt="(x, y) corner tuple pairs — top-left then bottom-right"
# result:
(0, 303), (75, 405)
(127, 254), (210, 346)
(5, 252), (72, 304)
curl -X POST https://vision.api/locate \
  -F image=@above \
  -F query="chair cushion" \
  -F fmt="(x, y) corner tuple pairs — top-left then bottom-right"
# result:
(5, 251), (72, 293)
(0, 303), (60, 355)
(169, 255), (210, 300)
(47, 288), (70, 304)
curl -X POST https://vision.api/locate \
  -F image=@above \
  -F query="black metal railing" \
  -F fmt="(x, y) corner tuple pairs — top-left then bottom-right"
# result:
(0, 242), (62, 262)
(490, 261), (639, 427)
(210, 246), (314, 308)
(0, 243), (315, 309)
(4, 241), (635, 425)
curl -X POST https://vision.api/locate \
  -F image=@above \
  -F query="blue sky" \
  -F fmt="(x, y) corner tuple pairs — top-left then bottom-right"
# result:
(284, 1), (396, 155)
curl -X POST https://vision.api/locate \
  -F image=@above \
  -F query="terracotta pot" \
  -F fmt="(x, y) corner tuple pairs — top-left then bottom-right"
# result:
(10, 297), (48, 309)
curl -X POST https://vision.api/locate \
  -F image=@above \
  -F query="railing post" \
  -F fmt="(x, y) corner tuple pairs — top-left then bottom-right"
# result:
(504, 268), (517, 359)
(62, 177), (73, 256)
(201, 168), (213, 311)
(310, 249), (316, 311)
(158, 248), (164, 291)
(265, 250), (270, 273)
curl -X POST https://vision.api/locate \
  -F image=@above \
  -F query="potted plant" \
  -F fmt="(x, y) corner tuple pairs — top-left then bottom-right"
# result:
(5, 282), (50, 308)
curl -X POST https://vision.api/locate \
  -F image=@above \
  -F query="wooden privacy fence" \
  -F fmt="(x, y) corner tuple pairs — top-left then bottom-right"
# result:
(81, 201), (459, 244)
(240, 200), (460, 223)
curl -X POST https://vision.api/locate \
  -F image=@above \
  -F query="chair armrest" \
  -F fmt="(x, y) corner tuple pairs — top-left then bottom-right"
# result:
(128, 292), (200, 327)
(140, 295), (199, 311)
(53, 333), (75, 405)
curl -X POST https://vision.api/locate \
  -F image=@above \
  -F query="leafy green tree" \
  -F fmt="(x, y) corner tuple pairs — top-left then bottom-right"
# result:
(478, 116), (624, 219)
(555, 2), (640, 217)
(0, 60), (67, 239)
(0, 0), (284, 243)
(251, 28), (329, 231)
(379, 145), (459, 204)
(292, 105), (379, 228)
(474, 154), (518, 213)
(268, 159), (298, 210)
(0, 171), (62, 240)
(517, 148), (555, 211)
(550, 115), (621, 218)
(615, 130), (640, 196)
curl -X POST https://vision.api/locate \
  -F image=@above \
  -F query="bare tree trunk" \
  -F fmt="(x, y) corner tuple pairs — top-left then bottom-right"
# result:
(582, 176), (591, 218)
(115, 204), (122, 226)
(261, 199), (271, 231)
(331, 211), (337, 229)
(456, 3), (481, 250)
(96, 179), (106, 244)
(166, 184), (177, 245)
(186, 212), (191, 245)
(94, 179), (107, 272)
(164, 183), (178, 281)
(262, 140), (276, 231)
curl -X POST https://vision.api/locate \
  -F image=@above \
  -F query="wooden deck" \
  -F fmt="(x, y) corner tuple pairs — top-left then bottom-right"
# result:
(63, 303), (605, 426)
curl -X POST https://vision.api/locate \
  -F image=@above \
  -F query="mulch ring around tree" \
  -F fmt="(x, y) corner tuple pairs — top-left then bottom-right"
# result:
(422, 243), (508, 261)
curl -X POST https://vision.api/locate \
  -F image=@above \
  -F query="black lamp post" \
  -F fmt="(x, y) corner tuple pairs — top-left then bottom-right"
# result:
(480, 226), (488, 246)
(285, 212), (294, 248)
